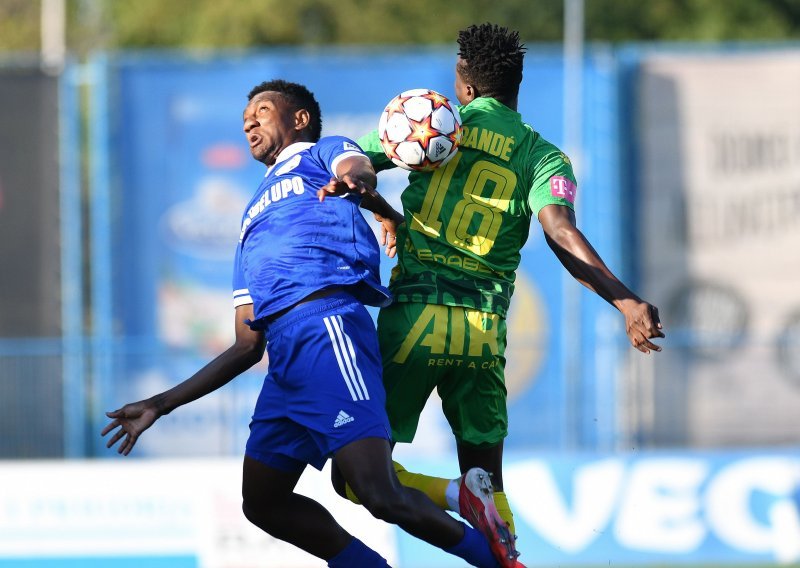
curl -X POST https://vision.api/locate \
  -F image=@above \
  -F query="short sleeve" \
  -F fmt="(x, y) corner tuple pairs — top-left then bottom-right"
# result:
(314, 136), (367, 177)
(527, 150), (578, 216)
(357, 130), (395, 172)
(231, 243), (252, 308)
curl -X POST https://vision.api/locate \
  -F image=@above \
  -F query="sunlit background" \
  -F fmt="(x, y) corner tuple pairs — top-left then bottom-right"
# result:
(1, 0), (799, 566)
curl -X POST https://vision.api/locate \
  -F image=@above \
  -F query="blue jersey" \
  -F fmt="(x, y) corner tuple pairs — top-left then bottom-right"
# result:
(232, 137), (391, 328)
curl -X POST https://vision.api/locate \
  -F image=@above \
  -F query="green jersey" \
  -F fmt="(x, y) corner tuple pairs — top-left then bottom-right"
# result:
(359, 97), (576, 318)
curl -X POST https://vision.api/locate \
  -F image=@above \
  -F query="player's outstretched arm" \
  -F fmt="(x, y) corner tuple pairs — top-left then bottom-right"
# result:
(101, 304), (266, 455)
(538, 204), (664, 354)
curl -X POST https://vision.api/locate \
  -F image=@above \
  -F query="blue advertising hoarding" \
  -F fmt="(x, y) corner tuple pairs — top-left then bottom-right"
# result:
(395, 448), (800, 566)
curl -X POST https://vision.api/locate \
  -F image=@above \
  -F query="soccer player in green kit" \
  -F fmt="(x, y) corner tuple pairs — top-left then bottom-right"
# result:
(327, 22), (664, 567)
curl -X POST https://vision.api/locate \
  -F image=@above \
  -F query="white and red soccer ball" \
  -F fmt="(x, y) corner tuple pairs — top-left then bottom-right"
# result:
(377, 88), (462, 172)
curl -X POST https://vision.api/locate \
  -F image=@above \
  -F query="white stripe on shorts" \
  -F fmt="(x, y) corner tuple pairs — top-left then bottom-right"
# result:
(331, 316), (369, 400)
(323, 315), (362, 401)
(335, 315), (370, 400)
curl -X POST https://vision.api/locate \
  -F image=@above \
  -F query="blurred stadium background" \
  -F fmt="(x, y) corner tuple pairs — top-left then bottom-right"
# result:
(1, 0), (799, 566)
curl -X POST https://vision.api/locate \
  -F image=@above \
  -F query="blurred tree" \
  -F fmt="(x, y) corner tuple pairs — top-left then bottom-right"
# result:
(586, 0), (800, 42)
(1, 0), (800, 53)
(0, 0), (41, 52)
(100, 0), (562, 47)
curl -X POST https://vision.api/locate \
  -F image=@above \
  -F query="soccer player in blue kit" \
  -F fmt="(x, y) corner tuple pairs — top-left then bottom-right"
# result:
(101, 80), (510, 568)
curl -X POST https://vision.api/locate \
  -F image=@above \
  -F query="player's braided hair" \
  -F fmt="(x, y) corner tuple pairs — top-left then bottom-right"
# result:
(247, 79), (323, 141)
(457, 23), (526, 101)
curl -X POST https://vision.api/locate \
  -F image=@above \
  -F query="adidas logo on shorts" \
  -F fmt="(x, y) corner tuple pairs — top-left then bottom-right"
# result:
(334, 410), (354, 428)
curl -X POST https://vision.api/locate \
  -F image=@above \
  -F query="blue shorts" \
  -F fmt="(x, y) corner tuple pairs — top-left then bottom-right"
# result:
(245, 292), (392, 472)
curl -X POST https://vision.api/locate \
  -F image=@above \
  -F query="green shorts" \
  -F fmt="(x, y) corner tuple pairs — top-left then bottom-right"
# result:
(377, 301), (508, 449)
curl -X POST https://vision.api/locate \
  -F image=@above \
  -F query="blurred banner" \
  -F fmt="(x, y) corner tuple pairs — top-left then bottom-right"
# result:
(0, 458), (396, 568)
(636, 52), (800, 447)
(87, 50), (623, 457)
(1, 449), (797, 567)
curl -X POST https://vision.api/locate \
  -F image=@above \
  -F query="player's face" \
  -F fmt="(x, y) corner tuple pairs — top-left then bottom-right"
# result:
(243, 91), (298, 165)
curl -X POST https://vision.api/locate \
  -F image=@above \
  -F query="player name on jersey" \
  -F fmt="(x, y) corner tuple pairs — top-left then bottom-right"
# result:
(459, 125), (515, 162)
(239, 176), (306, 241)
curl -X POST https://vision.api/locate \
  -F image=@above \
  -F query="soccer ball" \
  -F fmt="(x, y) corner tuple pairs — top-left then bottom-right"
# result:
(377, 88), (462, 171)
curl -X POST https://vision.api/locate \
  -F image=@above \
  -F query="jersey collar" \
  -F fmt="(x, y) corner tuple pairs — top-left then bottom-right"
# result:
(265, 142), (315, 176)
(464, 96), (520, 118)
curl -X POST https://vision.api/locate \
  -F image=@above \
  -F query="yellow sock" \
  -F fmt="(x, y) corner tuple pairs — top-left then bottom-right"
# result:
(493, 490), (516, 535)
(346, 461), (517, 534)
(343, 461), (450, 510)
(392, 460), (450, 510)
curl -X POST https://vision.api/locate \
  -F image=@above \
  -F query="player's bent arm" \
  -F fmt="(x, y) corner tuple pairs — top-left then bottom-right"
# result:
(539, 204), (664, 352)
(316, 155), (402, 256)
(335, 155), (377, 193)
(334, 155), (403, 224)
(149, 303), (266, 416)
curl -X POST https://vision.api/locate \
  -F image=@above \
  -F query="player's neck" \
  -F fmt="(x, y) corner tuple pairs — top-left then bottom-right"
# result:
(497, 96), (518, 111)
(474, 93), (517, 111)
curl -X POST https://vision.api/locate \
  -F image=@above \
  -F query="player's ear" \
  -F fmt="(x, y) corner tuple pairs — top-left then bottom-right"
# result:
(294, 108), (310, 132)
(464, 83), (478, 102)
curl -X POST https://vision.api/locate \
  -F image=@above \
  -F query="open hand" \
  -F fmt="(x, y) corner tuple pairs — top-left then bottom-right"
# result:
(375, 211), (405, 258)
(101, 401), (160, 456)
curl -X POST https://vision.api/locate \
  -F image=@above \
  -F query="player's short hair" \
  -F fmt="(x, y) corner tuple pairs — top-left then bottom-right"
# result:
(247, 80), (323, 141)
(457, 23), (526, 101)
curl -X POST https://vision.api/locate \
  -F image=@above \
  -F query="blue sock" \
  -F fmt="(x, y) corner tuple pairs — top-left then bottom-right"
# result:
(443, 522), (499, 568)
(327, 537), (390, 567)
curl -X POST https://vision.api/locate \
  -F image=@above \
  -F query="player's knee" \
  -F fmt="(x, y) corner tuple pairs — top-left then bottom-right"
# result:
(359, 489), (413, 523)
(241, 500), (259, 526)
(360, 495), (395, 522)
(242, 498), (279, 534)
